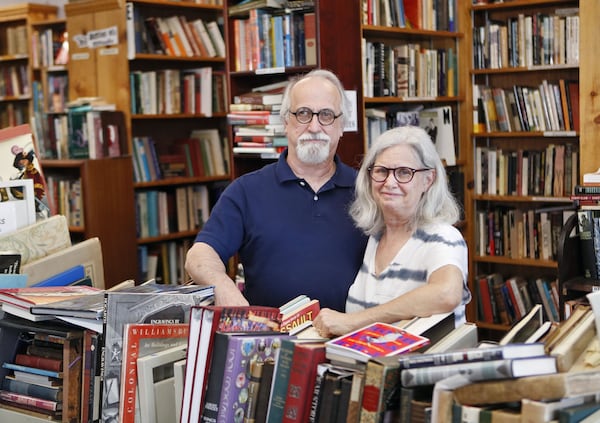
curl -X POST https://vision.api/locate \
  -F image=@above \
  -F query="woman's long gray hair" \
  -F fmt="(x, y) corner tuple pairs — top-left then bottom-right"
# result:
(349, 126), (461, 237)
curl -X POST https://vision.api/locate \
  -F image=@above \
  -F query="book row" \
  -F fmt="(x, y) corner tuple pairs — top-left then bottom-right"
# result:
(475, 205), (574, 262)
(31, 26), (68, 69)
(474, 80), (580, 133)
(362, 0), (457, 32)
(0, 102), (27, 128)
(476, 273), (561, 326)
(126, 7), (226, 59)
(132, 130), (228, 183)
(129, 68), (226, 117)
(0, 64), (29, 98)
(231, 9), (316, 72)
(474, 143), (578, 198)
(45, 176), (83, 228)
(135, 184), (209, 239)
(363, 41), (457, 99)
(473, 9), (579, 70)
(3, 25), (27, 56)
(138, 239), (193, 285)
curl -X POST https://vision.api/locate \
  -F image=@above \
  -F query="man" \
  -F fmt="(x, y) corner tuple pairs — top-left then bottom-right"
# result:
(185, 69), (367, 311)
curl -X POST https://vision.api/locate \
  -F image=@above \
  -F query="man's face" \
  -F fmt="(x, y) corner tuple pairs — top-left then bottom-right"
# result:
(284, 77), (344, 165)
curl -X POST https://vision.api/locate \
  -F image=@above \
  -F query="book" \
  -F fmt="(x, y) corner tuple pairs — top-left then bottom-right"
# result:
(454, 368), (600, 407)
(2, 362), (61, 379)
(0, 285), (101, 310)
(253, 357), (275, 423)
(217, 332), (292, 423)
(184, 305), (282, 423)
(400, 355), (557, 387)
(421, 322), (478, 354)
(498, 303), (545, 345)
(100, 284), (214, 423)
(1, 377), (62, 402)
(137, 344), (188, 423)
(119, 323), (189, 423)
(281, 341), (326, 423)
(557, 402), (600, 423)
(21, 237), (105, 289)
(1, 302), (56, 321)
(30, 264), (86, 288)
(14, 353), (61, 372)
(0, 389), (61, 412)
(280, 296), (320, 333)
(0, 214), (71, 266)
(418, 106), (456, 166)
(359, 355), (402, 422)
(325, 322), (430, 364)
(577, 208), (600, 279)
(266, 338), (305, 423)
(398, 342), (546, 370)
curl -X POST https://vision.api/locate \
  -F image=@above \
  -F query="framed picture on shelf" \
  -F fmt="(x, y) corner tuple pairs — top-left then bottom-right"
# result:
(0, 179), (36, 235)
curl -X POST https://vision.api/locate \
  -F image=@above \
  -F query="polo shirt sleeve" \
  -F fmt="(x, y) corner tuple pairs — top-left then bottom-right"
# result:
(194, 179), (246, 264)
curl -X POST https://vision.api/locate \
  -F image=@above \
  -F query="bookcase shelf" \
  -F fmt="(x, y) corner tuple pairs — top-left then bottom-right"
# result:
(466, 0), (584, 338)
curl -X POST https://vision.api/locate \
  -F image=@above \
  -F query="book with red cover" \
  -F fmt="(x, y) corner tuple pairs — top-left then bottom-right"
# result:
(280, 298), (320, 333)
(214, 332), (292, 423)
(325, 322), (430, 364)
(182, 305), (282, 423)
(477, 275), (495, 323)
(281, 342), (326, 423)
(14, 353), (62, 372)
(119, 323), (189, 423)
(0, 389), (61, 412)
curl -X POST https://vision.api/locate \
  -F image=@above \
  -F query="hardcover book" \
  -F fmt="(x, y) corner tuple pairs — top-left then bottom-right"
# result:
(325, 322), (429, 364)
(119, 323), (189, 423)
(100, 284), (214, 423)
(0, 285), (101, 310)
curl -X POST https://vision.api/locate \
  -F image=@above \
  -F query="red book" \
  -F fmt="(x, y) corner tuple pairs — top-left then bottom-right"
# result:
(181, 305), (282, 423)
(281, 342), (326, 423)
(280, 299), (320, 333)
(477, 275), (494, 323)
(404, 0), (422, 29)
(14, 354), (62, 372)
(0, 389), (61, 412)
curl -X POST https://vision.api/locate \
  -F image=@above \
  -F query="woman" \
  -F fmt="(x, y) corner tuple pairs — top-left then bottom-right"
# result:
(313, 126), (471, 337)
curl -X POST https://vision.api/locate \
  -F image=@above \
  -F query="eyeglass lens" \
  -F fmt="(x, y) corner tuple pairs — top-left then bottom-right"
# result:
(292, 107), (339, 125)
(369, 166), (424, 183)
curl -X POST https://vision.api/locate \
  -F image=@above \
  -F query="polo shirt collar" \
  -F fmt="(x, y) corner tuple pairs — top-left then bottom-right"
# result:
(275, 148), (356, 188)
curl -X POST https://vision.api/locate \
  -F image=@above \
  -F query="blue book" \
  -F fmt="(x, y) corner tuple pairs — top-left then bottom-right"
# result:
(31, 264), (86, 287)
(3, 362), (61, 379)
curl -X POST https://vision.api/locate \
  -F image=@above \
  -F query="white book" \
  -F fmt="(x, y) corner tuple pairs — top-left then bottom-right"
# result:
(192, 19), (217, 57)
(206, 21), (226, 57)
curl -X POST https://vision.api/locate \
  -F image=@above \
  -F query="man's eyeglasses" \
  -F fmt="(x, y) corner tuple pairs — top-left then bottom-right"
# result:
(289, 107), (343, 126)
(367, 166), (432, 184)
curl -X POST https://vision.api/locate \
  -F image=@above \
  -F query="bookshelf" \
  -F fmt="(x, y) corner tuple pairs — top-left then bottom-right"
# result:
(64, 0), (231, 283)
(42, 157), (137, 289)
(465, 0), (590, 339)
(0, 3), (58, 128)
(225, 0), (365, 178)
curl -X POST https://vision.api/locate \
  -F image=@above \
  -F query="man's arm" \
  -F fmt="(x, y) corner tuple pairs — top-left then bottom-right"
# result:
(185, 242), (249, 306)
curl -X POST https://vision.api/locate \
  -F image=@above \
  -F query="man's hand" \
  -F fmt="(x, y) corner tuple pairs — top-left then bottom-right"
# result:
(213, 281), (249, 307)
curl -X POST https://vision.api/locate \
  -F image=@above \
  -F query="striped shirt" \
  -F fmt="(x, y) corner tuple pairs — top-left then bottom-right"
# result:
(345, 223), (471, 326)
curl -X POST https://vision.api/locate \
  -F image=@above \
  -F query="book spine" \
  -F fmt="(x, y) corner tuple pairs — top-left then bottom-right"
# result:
(2, 362), (61, 378)
(266, 339), (296, 423)
(0, 389), (60, 411)
(360, 360), (400, 421)
(281, 344), (326, 423)
(1, 378), (61, 402)
(15, 353), (62, 372)
(280, 301), (320, 333)
(200, 332), (229, 423)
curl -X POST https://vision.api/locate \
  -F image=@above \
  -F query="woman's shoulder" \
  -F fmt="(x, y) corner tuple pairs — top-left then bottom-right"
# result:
(419, 223), (465, 242)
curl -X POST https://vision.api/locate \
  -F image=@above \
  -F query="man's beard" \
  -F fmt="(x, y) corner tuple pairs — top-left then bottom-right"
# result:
(296, 133), (331, 164)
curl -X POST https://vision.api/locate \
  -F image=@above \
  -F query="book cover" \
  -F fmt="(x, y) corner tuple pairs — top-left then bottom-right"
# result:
(266, 338), (298, 423)
(0, 389), (61, 412)
(325, 322), (429, 363)
(0, 123), (51, 217)
(186, 305), (282, 423)
(100, 284), (214, 423)
(400, 355), (557, 387)
(217, 332), (291, 423)
(280, 298), (320, 333)
(119, 323), (189, 423)
(0, 285), (101, 310)
(418, 106), (457, 166)
(30, 264), (86, 288)
(281, 342), (326, 423)
(0, 214), (71, 266)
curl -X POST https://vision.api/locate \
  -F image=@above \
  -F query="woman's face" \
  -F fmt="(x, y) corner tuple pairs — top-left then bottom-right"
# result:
(370, 144), (434, 223)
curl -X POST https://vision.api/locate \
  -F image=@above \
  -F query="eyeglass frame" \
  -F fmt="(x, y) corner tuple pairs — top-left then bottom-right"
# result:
(289, 107), (343, 126)
(367, 165), (432, 184)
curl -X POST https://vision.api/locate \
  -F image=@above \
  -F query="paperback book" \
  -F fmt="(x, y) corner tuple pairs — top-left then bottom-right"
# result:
(325, 322), (429, 364)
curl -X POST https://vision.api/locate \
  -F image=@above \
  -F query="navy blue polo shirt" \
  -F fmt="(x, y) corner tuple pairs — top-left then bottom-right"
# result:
(195, 150), (368, 311)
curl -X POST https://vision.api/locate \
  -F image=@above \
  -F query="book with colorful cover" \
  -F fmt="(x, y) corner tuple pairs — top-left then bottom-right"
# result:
(280, 296), (320, 334)
(325, 322), (430, 363)
(185, 305), (282, 423)
(120, 323), (189, 423)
